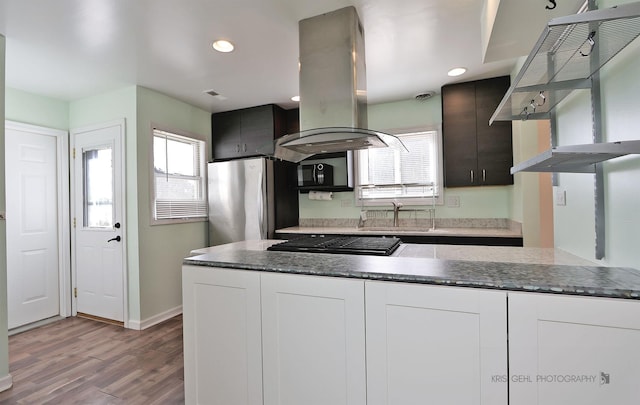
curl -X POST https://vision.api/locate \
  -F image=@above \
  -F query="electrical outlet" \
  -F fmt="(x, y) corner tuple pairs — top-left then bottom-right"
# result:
(446, 196), (460, 208)
(556, 189), (566, 206)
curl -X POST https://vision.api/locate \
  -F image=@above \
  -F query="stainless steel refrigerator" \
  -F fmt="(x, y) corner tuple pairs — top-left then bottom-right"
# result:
(208, 157), (298, 245)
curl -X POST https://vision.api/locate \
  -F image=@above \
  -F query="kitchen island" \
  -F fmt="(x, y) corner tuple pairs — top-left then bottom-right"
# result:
(183, 241), (640, 405)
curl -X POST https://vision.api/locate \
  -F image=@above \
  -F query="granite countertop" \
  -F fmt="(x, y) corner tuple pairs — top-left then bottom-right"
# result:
(276, 226), (522, 238)
(185, 241), (640, 300)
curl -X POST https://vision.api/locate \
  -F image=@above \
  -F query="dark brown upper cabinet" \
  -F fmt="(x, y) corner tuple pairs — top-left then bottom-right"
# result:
(284, 108), (300, 136)
(442, 76), (513, 187)
(211, 104), (290, 160)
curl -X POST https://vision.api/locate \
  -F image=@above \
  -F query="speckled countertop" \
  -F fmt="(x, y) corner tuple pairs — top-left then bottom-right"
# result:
(185, 241), (640, 300)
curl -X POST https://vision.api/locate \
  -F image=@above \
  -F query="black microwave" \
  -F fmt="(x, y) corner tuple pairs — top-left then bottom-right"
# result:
(297, 163), (334, 186)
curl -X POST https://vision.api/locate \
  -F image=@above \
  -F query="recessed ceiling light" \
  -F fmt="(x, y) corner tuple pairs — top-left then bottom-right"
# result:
(448, 67), (467, 77)
(291, 95), (300, 102)
(212, 40), (234, 53)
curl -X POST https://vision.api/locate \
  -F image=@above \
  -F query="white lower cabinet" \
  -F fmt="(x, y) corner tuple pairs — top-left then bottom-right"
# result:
(261, 273), (366, 405)
(365, 281), (508, 405)
(508, 292), (640, 405)
(183, 266), (639, 405)
(182, 265), (263, 405)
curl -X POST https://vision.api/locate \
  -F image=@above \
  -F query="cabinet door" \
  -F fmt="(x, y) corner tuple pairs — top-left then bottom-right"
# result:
(284, 108), (300, 135)
(366, 281), (508, 405)
(261, 273), (366, 405)
(475, 76), (513, 186)
(273, 160), (299, 230)
(442, 76), (513, 187)
(241, 104), (275, 157)
(212, 110), (242, 159)
(509, 293), (640, 405)
(182, 266), (263, 405)
(442, 81), (478, 187)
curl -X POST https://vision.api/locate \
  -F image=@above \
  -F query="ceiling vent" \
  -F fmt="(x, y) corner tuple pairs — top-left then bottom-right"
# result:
(203, 89), (227, 101)
(415, 91), (436, 101)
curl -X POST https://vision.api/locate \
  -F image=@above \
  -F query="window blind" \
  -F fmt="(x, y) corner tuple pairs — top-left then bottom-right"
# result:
(357, 130), (439, 201)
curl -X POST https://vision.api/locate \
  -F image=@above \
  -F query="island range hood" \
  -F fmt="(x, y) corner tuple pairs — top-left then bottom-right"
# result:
(265, 6), (406, 162)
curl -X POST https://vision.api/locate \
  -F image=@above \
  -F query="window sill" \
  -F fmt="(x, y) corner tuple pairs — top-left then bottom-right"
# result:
(151, 217), (207, 226)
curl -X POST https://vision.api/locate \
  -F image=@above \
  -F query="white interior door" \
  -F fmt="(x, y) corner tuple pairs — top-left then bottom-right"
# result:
(5, 121), (70, 329)
(71, 120), (126, 323)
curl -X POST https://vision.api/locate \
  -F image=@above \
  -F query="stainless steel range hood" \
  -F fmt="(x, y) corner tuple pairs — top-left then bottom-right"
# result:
(265, 6), (406, 162)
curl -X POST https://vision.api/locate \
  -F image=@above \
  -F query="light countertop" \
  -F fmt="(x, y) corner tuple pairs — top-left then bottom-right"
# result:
(186, 241), (640, 300)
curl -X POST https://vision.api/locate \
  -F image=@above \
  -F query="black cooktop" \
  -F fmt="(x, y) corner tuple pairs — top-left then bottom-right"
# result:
(267, 235), (401, 256)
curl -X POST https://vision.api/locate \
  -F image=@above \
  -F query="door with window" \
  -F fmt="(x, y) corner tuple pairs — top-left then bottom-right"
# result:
(72, 120), (125, 323)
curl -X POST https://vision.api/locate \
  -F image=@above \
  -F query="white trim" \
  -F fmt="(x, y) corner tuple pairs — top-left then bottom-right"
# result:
(70, 119), (128, 327)
(5, 120), (72, 320)
(127, 305), (183, 330)
(0, 374), (13, 393)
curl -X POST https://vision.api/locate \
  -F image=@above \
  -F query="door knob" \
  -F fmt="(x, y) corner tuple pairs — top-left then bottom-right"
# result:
(107, 236), (121, 243)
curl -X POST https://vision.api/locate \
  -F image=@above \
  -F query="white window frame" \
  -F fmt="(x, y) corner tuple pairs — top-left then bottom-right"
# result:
(354, 125), (444, 207)
(150, 126), (208, 225)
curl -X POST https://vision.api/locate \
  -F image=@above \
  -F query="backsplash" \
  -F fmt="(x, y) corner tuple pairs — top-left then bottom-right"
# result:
(300, 217), (522, 232)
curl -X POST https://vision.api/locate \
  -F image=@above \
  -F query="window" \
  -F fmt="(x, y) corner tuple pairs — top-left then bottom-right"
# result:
(355, 129), (442, 205)
(152, 128), (207, 223)
(83, 146), (114, 228)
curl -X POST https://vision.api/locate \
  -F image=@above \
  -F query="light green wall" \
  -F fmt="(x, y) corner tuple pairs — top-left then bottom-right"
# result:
(554, 0), (640, 268)
(509, 57), (528, 226)
(0, 34), (10, 384)
(599, 32), (640, 268)
(69, 85), (211, 322)
(513, 119), (546, 246)
(5, 84), (210, 326)
(5, 87), (68, 130)
(299, 96), (515, 219)
(69, 86), (142, 321)
(554, 90), (596, 260)
(135, 86), (210, 321)
(367, 97), (443, 130)
(8, 84), (210, 326)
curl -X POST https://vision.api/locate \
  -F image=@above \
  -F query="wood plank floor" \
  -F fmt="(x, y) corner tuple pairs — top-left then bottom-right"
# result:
(0, 315), (184, 404)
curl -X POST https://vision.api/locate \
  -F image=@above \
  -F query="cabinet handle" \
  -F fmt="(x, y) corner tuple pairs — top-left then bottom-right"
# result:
(243, 143), (247, 152)
(482, 169), (486, 182)
(470, 170), (474, 183)
(236, 144), (240, 153)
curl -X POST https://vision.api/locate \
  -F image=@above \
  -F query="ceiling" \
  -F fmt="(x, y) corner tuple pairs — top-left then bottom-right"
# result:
(0, 0), (582, 113)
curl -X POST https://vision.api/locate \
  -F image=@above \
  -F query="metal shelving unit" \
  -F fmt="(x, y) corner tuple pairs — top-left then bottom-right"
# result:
(511, 140), (640, 174)
(491, 1), (640, 124)
(491, 1), (640, 260)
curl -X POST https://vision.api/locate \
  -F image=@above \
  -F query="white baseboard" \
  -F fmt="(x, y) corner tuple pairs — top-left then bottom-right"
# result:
(0, 373), (13, 393)
(127, 305), (182, 330)
(9, 316), (65, 336)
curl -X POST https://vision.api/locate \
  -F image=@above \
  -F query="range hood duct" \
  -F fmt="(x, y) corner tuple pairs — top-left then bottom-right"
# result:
(266, 6), (406, 162)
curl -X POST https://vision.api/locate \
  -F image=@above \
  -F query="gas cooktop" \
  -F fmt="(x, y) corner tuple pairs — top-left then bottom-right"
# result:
(267, 235), (401, 256)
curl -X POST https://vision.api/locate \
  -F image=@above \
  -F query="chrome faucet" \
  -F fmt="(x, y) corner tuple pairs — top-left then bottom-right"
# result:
(391, 201), (403, 227)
